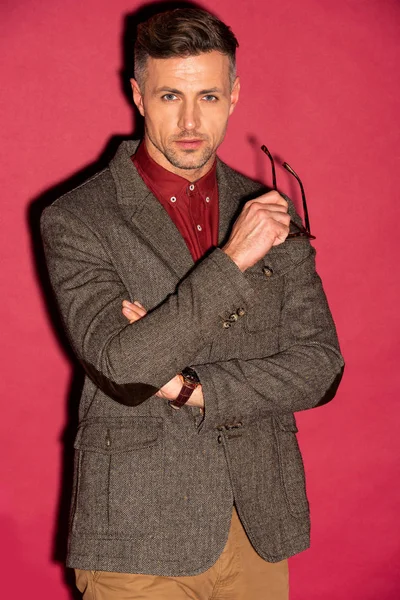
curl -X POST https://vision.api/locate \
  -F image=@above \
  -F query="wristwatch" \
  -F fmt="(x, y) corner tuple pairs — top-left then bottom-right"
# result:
(169, 367), (201, 410)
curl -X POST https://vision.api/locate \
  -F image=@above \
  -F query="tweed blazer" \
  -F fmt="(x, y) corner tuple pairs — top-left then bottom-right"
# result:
(41, 139), (344, 576)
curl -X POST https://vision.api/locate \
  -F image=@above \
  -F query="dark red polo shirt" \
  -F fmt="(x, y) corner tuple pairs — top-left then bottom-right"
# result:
(132, 142), (219, 262)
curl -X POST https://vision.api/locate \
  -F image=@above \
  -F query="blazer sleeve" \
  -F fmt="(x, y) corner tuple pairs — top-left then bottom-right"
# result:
(40, 204), (256, 406)
(193, 244), (345, 433)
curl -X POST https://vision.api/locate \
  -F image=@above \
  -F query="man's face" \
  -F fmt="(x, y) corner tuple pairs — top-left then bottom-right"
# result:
(131, 51), (240, 179)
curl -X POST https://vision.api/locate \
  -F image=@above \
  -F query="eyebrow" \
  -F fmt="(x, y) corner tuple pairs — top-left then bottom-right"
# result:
(154, 87), (223, 95)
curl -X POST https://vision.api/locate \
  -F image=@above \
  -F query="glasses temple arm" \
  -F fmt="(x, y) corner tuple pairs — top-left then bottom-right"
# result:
(261, 145), (277, 190)
(283, 162), (312, 234)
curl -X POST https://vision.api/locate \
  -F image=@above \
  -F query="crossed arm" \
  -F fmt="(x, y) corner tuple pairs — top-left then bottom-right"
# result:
(121, 299), (205, 408)
(119, 252), (344, 427)
(41, 196), (344, 430)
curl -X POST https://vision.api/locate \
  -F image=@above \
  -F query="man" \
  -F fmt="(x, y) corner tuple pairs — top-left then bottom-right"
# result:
(41, 7), (344, 599)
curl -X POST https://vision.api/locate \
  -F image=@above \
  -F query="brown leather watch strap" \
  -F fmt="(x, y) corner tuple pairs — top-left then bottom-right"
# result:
(169, 368), (200, 410)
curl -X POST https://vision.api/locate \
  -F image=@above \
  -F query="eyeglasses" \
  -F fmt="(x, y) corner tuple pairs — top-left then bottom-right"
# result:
(261, 144), (316, 240)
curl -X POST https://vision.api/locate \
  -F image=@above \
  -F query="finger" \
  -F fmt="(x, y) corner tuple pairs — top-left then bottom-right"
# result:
(122, 304), (146, 322)
(249, 208), (291, 229)
(122, 300), (146, 310)
(268, 211), (291, 227)
(121, 307), (146, 320)
(122, 308), (141, 322)
(247, 201), (288, 213)
(258, 205), (289, 214)
(122, 300), (147, 315)
(122, 299), (146, 309)
(248, 192), (288, 209)
(244, 201), (288, 220)
(272, 223), (290, 246)
(133, 300), (146, 310)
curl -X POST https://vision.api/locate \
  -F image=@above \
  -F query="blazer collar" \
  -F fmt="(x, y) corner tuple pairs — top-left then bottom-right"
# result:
(109, 140), (245, 278)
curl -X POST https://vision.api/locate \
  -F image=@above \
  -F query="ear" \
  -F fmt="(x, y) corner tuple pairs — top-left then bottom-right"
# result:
(229, 76), (240, 116)
(130, 78), (145, 117)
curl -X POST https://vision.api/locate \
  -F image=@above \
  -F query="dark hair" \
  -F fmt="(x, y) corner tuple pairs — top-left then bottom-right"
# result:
(134, 8), (239, 87)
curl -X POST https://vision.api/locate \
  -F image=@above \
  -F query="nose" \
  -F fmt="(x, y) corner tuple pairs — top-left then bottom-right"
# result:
(178, 100), (200, 132)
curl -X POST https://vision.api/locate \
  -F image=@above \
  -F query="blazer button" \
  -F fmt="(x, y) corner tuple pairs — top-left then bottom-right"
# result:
(262, 266), (274, 277)
(222, 321), (231, 329)
(237, 308), (245, 317)
(229, 313), (238, 322)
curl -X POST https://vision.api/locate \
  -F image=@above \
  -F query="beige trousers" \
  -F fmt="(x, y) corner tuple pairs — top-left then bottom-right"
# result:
(75, 507), (289, 600)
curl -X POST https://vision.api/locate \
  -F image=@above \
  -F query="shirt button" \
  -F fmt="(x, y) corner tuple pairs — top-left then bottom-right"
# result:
(197, 225), (202, 231)
(170, 196), (177, 203)
(205, 197), (210, 203)
(189, 184), (195, 191)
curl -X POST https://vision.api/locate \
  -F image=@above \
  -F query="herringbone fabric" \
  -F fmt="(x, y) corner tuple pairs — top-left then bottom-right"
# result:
(41, 140), (344, 576)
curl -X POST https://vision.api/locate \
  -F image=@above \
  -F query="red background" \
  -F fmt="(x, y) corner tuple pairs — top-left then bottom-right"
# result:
(1, 0), (399, 598)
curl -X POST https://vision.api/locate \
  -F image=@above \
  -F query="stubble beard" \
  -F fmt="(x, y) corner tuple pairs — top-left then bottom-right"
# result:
(163, 144), (214, 171)
(146, 127), (216, 172)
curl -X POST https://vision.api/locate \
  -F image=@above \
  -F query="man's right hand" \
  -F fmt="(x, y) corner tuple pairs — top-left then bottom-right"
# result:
(222, 190), (291, 272)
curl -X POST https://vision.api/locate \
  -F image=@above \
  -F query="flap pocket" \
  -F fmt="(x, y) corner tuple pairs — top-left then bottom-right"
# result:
(74, 417), (163, 453)
(273, 413), (298, 432)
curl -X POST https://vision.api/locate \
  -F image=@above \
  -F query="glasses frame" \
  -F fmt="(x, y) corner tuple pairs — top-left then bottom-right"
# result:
(261, 144), (316, 240)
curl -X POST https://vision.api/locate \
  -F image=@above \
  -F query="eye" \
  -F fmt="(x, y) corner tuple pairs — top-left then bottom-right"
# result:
(161, 94), (178, 101)
(202, 95), (218, 102)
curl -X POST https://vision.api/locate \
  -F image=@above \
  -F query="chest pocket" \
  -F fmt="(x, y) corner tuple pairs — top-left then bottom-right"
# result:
(244, 249), (294, 332)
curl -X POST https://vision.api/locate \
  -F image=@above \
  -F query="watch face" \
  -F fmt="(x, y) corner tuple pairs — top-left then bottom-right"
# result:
(182, 367), (200, 385)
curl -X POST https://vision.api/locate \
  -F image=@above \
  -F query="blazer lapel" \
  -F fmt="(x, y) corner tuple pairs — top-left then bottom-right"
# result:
(109, 140), (194, 279)
(133, 195), (195, 277)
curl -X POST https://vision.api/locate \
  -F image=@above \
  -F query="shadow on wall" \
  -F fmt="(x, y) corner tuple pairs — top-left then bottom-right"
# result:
(27, 1), (268, 597)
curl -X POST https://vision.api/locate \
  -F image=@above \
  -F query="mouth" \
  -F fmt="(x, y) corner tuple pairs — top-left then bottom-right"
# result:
(174, 139), (204, 150)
